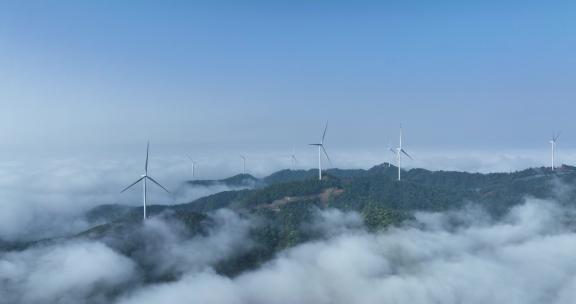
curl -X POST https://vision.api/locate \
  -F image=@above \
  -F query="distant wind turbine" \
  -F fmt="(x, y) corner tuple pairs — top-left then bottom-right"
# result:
(390, 124), (413, 181)
(187, 156), (197, 178)
(240, 155), (246, 175)
(290, 147), (297, 170)
(550, 132), (561, 170)
(120, 142), (170, 220)
(309, 121), (332, 180)
(386, 140), (394, 167)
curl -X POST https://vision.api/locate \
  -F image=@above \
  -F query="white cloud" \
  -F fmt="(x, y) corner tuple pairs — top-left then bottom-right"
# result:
(0, 157), (252, 241)
(116, 199), (576, 304)
(136, 209), (255, 277)
(0, 241), (136, 304)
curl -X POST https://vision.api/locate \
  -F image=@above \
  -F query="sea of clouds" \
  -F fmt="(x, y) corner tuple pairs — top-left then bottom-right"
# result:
(0, 156), (253, 241)
(1, 148), (570, 241)
(2, 151), (576, 304)
(1, 198), (576, 304)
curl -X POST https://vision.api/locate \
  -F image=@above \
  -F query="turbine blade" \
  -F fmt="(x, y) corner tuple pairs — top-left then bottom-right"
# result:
(309, 143), (321, 146)
(321, 145), (333, 166)
(389, 148), (396, 154)
(120, 176), (145, 193)
(321, 121), (328, 143)
(145, 141), (150, 173)
(147, 176), (170, 193)
(401, 149), (413, 160)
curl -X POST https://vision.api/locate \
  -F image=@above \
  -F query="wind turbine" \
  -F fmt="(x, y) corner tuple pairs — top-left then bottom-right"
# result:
(187, 156), (197, 178)
(386, 140), (394, 167)
(240, 155), (246, 175)
(550, 132), (561, 170)
(389, 124), (413, 181)
(290, 147), (297, 170)
(309, 121), (332, 180)
(120, 142), (170, 220)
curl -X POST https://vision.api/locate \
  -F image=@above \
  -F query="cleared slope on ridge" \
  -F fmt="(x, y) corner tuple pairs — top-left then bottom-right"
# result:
(85, 164), (576, 225)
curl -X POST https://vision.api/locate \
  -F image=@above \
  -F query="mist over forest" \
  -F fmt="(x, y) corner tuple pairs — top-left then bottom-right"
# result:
(2, 162), (576, 304)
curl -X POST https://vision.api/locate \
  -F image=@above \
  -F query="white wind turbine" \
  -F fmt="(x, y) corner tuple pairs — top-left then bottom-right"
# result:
(290, 147), (297, 170)
(550, 132), (561, 170)
(121, 142), (170, 220)
(309, 121), (332, 180)
(386, 140), (394, 167)
(389, 124), (413, 181)
(240, 155), (247, 175)
(187, 156), (197, 179)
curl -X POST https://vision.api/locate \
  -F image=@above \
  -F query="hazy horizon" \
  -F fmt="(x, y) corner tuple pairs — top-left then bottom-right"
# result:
(1, 0), (575, 164)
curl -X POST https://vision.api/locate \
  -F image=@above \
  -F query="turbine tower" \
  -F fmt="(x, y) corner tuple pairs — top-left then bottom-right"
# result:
(121, 142), (170, 220)
(309, 121), (332, 180)
(187, 156), (197, 178)
(550, 132), (561, 171)
(389, 124), (413, 181)
(290, 147), (297, 170)
(240, 155), (246, 175)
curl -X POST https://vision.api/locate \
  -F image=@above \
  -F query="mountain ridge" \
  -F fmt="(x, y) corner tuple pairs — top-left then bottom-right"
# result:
(5, 163), (576, 281)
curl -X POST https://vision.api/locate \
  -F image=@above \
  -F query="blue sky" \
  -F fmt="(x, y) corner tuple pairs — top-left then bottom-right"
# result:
(1, 1), (575, 162)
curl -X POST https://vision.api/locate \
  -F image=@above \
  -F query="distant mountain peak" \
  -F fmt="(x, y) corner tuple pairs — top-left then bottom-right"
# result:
(186, 173), (258, 187)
